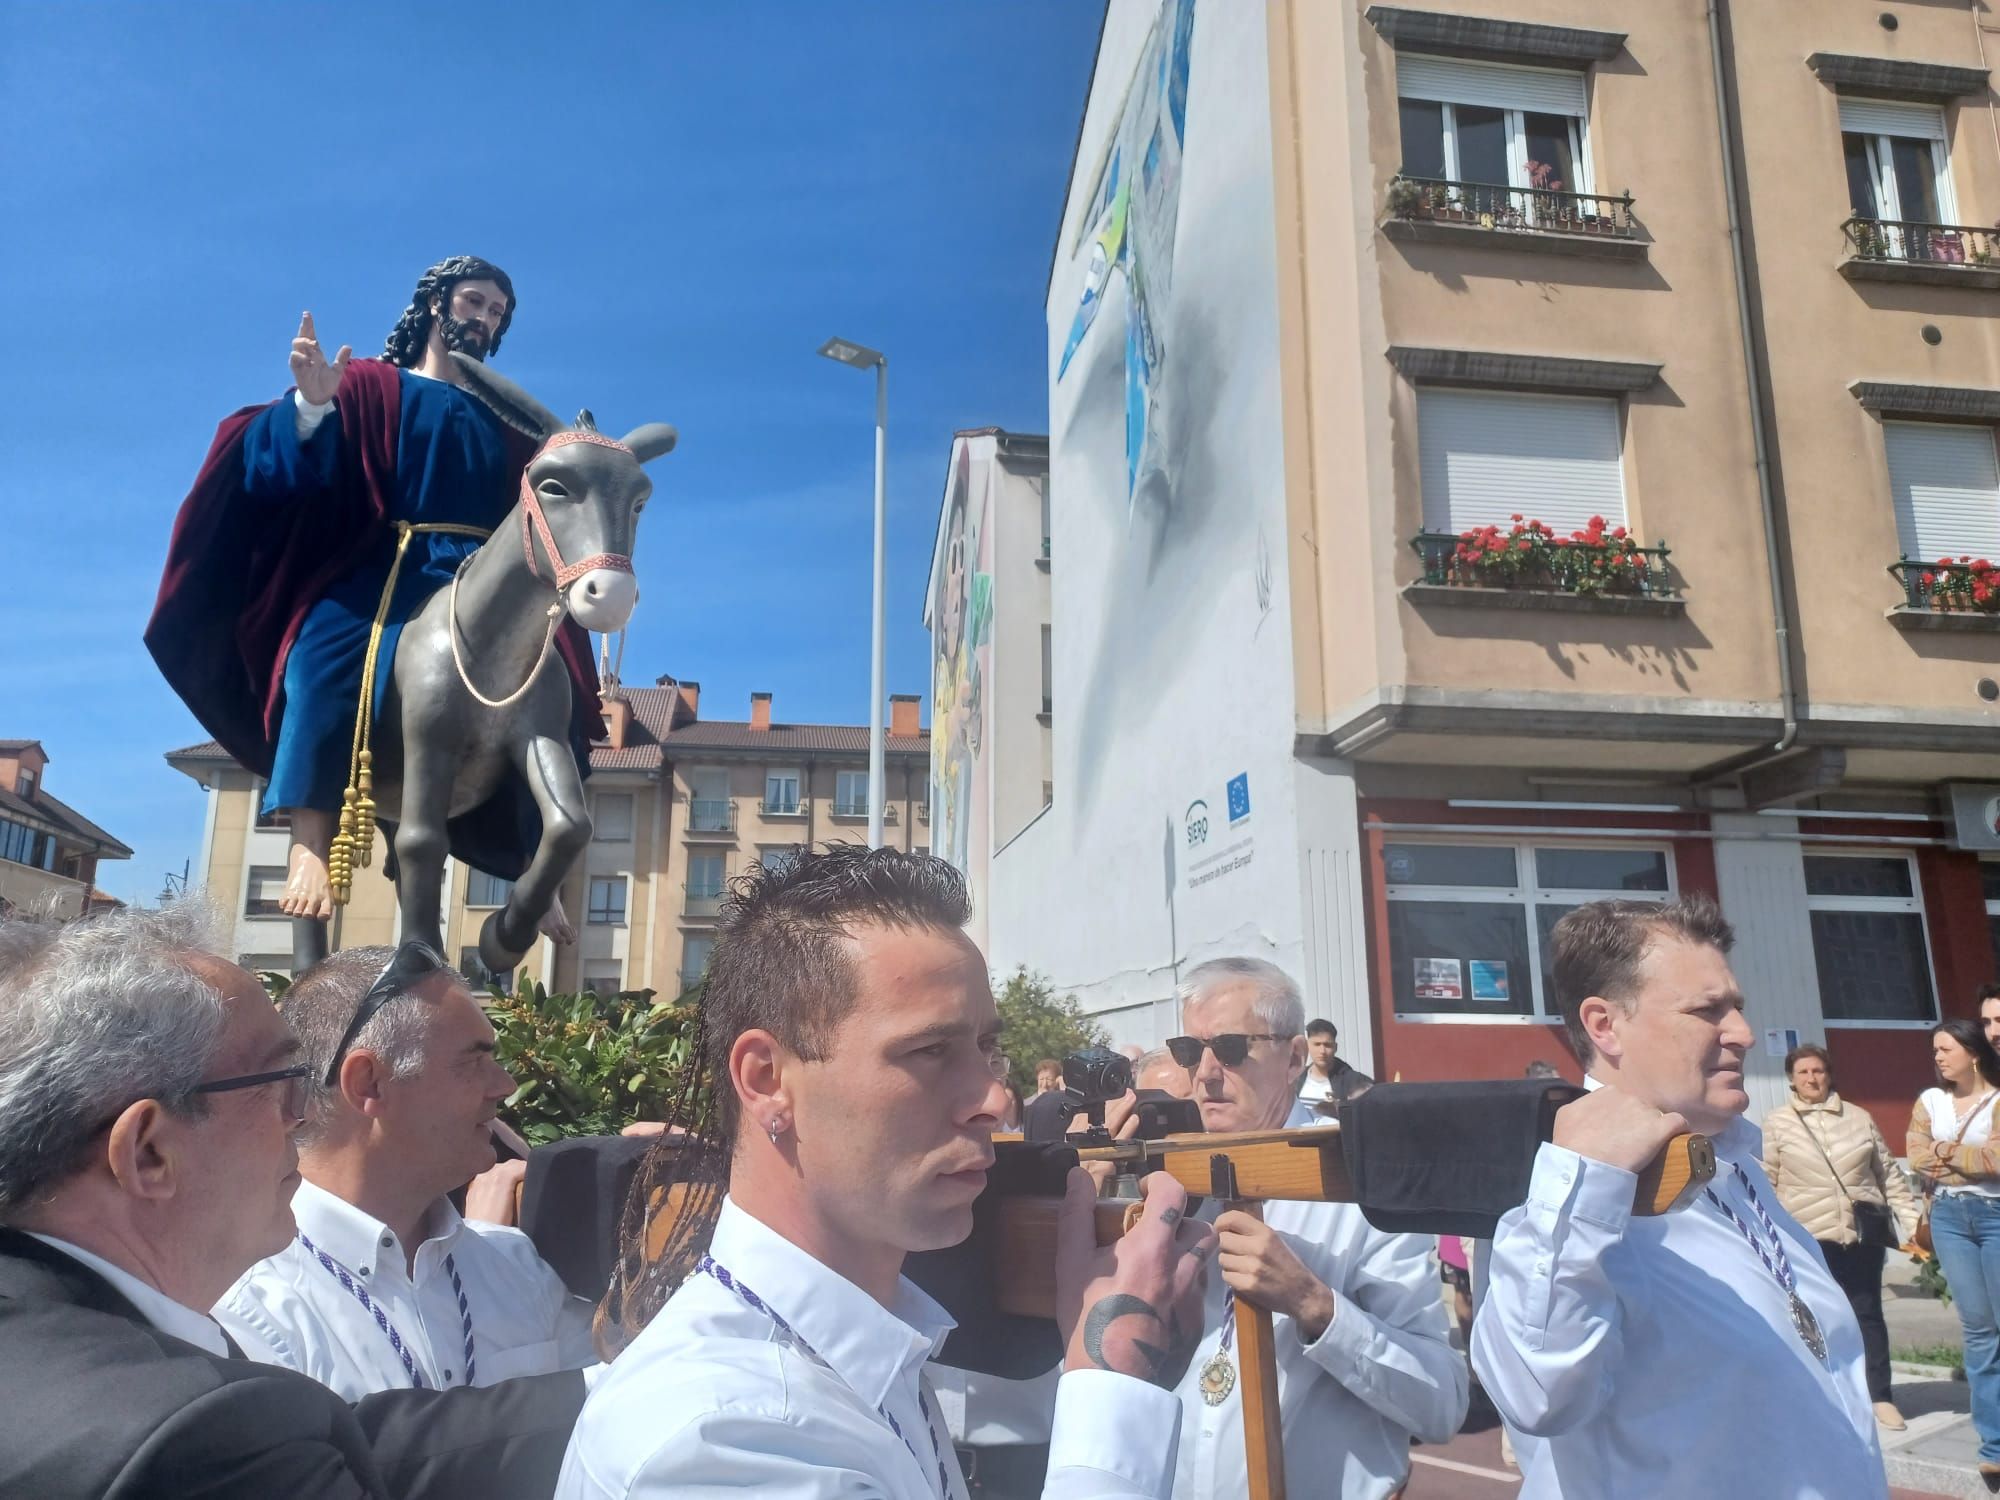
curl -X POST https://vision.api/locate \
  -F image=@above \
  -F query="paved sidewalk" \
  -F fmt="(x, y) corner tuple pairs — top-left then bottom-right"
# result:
(1879, 1254), (1981, 1498)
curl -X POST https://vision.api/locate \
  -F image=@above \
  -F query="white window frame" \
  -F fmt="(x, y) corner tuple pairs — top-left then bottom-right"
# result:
(1882, 420), (2000, 564)
(464, 870), (515, 908)
(1386, 839), (1676, 1024)
(764, 769), (802, 816)
(835, 770), (870, 818)
(1417, 387), (1629, 537)
(1840, 101), (1955, 227)
(680, 934), (716, 991)
(587, 875), (628, 927)
(583, 967), (624, 997)
(686, 851), (727, 899)
(243, 864), (288, 919)
(759, 845), (801, 875)
(1424, 101), (1590, 196)
(1805, 850), (1939, 1029)
(592, 791), (636, 843)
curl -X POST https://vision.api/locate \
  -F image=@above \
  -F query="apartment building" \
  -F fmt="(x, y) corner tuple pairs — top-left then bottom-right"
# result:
(0, 740), (131, 920)
(167, 680), (929, 996)
(955, 0), (2000, 1143)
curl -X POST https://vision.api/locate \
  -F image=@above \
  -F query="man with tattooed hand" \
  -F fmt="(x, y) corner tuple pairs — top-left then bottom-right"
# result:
(1163, 958), (1467, 1500)
(558, 846), (1218, 1499)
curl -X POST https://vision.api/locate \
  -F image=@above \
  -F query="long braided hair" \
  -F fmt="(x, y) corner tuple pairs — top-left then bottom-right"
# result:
(593, 844), (974, 1358)
(381, 255), (517, 367)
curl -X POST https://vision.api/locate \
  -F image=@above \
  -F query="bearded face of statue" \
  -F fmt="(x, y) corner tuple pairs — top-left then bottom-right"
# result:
(431, 279), (509, 363)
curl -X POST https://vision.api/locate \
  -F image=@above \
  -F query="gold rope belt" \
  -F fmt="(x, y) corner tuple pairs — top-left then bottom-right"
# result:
(327, 521), (492, 904)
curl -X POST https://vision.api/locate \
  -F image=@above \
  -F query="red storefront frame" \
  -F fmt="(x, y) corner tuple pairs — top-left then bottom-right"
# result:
(1358, 802), (1997, 1154)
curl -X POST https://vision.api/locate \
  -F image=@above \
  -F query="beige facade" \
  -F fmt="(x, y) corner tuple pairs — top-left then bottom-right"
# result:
(167, 681), (928, 996)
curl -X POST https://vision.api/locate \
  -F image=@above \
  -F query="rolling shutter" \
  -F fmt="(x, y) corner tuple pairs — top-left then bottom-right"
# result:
(1396, 54), (1588, 117)
(1884, 420), (2000, 561)
(1418, 389), (1627, 536)
(1838, 99), (1946, 142)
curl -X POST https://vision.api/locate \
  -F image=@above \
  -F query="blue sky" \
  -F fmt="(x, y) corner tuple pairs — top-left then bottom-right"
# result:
(0, 0), (1103, 904)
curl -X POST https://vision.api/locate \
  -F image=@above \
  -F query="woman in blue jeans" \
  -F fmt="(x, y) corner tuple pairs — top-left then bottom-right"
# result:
(1912, 1018), (2000, 1489)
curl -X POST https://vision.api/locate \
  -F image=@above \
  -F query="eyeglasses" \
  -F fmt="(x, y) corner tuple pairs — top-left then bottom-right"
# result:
(1165, 1033), (1293, 1069)
(194, 1065), (314, 1128)
(322, 940), (450, 1086)
(985, 1051), (1012, 1082)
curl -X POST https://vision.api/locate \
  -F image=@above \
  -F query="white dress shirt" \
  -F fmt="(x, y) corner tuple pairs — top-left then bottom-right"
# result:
(556, 1195), (1187, 1500)
(1470, 1116), (1887, 1498)
(27, 1233), (229, 1356)
(1168, 1100), (1466, 1500)
(215, 1178), (597, 1400)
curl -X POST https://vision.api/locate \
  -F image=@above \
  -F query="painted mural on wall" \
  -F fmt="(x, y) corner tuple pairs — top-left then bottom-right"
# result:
(931, 443), (993, 889)
(1023, 0), (1299, 1011)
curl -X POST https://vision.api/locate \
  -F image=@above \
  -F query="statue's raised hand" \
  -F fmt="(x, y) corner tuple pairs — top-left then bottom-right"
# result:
(290, 311), (351, 405)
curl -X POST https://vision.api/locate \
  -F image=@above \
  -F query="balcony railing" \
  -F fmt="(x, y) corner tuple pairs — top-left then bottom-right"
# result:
(1386, 177), (1636, 240)
(1889, 557), (2000, 613)
(686, 797), (735, 834)
(1844, 216), (2000, 269)
(684, 889), (724, 918)
(762, 796), (808, 817)
(1411, 530), (1675, 599)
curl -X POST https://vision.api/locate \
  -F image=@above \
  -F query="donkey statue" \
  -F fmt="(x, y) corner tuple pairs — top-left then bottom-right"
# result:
(293, 352), (675, 975)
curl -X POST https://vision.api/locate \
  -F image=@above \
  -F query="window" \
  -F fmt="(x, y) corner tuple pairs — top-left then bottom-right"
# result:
(680, 934), (715, 992)
(583, 968), (624, 997)
(1039, 476), (1051, 558)
(1418, 388), (1626, 536)
(759, 845), (801, 875)
(15, 770), (35, 800)
(592, 791), (635, 842)
(1884, 422), (2000, 564)
(587, 876), (628, 926)
(1842, 99), (1953, 230)
(465, 870), (514, 908)
(254, 805), (291, 830)
(688, 853), (727, 895)
(764, 770), (801, 815)
(244, 865), (288, 918)
(1804, 854), (1937, 1024)
(237, 953), (290, 978)
(459, 947), (513, 995)
(688, 769), (732, 831)
(0, 819), (36, 866)
(835, 771), (870, 818)
(1985, 862), (2000, 977)
(1386, 841), (1673, 1020)
(1041, 626), (1053, 715)
(1396, 54), (1591, 213)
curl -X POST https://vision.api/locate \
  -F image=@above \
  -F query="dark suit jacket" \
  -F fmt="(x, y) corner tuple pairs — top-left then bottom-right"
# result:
(0, 1229), (586, 1500)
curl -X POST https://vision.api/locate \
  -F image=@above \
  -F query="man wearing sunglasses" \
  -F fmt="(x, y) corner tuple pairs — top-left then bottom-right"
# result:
(217, 941), (597, 1399)
(0, 908), (584, 1500)
(1162, 957), (1465, 1500)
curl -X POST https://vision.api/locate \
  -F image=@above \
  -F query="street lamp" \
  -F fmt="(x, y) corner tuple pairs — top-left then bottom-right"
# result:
(818, 335), (888, 849)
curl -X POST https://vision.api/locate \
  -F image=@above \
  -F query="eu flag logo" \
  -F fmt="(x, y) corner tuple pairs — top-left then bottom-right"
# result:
(1227, 773), (1251, 825)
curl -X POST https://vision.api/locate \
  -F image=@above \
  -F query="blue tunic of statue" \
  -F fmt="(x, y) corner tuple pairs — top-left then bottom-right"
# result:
(246, 370), (514, 816)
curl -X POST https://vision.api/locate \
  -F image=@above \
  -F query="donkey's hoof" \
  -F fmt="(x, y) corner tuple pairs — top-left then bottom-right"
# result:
(479, 908), (538, 975)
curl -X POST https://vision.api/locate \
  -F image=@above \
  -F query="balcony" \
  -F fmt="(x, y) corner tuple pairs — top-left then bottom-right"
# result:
(830, 800), (898, 823)
(1407, 526), (1682, 617)
(0, 859), (86, 921)
(683, 889), (725, 919)
(1382, 177), (1643, 261)
(1887, 558), (2000, 633)
(685, 797), (736, 837)
(1840, 217), (2000, 290)
(761, 796), (809, 819)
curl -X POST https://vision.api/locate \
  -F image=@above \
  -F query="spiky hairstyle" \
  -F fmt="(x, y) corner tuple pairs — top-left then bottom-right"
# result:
(382, 255), (516, 367)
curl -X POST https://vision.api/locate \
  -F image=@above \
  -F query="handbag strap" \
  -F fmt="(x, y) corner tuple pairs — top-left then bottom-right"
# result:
(1790, 1103), (1857, 1207)
(1923, 1089), (1994, 1202)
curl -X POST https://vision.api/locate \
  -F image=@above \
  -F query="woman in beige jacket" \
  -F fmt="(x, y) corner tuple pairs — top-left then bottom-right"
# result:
(1763, 1043), (1921, 1432)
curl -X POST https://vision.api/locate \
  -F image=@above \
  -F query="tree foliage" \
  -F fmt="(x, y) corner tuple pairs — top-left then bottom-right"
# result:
(994, 966), (1106, 1095)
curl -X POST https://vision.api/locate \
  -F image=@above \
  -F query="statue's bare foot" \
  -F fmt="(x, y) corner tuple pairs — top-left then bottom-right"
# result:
(279, 841), (334, 920)
(538, 892), (577, 945)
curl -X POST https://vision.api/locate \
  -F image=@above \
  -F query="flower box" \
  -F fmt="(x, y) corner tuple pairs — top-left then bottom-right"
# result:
(1411, 518), (1672, 599)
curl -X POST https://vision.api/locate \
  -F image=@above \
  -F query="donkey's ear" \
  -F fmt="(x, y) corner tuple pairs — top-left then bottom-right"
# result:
(450, 353), (563, 442)
(620, 423), (678, 464)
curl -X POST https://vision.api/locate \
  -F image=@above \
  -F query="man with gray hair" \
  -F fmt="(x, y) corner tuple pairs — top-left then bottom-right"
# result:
(0, 909), (585, 1499)
(217, 940), (596, 1399)
(1161, 956), (1465, 1498)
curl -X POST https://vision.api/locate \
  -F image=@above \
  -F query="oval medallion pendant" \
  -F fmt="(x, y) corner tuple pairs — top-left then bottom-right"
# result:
(1789, 1293), (1828, 1363)
(1199, 1351), (1236, 1407)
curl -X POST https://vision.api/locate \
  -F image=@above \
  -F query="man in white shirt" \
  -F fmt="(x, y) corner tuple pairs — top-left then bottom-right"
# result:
(218, 943), (596, 1398)
(1295, 1018), (1372, 1107)
(1470, 896), (1889, 1498)
(1162, 958), (1465, 1499)
(560, 845), (1220, 1499)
